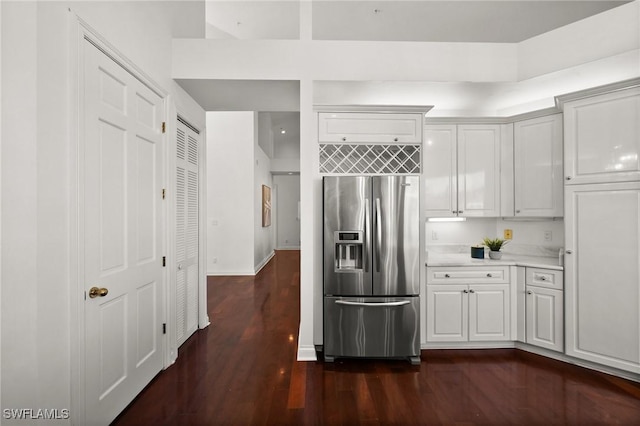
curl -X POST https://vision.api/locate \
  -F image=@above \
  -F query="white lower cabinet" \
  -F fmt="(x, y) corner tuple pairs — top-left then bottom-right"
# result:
(426, 267), (511, 343)
(524, 267), (564, 352)
(565, 182), (640, 374)
(526, 285), (564, 352)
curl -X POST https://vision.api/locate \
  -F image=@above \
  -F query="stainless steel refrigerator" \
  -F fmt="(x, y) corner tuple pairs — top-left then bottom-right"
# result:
(323, 175), (420, 364)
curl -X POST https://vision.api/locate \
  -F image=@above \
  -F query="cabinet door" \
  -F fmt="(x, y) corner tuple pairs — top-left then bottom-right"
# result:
(318, 112), (422, 143)
(514, 114), (563, 217)
(424, 125), (457, 217)
(565, 182), (640, 373)
(457, 125), (501, 217)
(468, 284), (510, 341)
(426, 285), (468, 342)
(526, 286), (563, 352)
(564, 87), (640, 185)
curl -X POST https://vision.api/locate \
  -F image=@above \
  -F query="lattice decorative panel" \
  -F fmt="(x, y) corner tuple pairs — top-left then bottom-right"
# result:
(319, 144), (421, 174)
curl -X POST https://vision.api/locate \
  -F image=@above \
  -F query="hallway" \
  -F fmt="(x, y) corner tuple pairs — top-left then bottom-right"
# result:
(114, 250), (640, 425)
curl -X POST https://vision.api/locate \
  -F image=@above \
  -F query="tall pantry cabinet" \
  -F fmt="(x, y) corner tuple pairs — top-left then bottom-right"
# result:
(561, 82), (640, 374)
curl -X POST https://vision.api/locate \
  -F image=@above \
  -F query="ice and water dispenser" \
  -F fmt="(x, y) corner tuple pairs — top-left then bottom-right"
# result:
(334, 231), (364, 272)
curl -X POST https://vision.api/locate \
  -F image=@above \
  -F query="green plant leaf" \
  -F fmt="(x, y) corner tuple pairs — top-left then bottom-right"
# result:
(482, 237), (509, 251)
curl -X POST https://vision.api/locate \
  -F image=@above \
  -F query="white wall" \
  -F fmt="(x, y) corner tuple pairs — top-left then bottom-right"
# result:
(425, 218), (565, 251)
(206, 112), (255, 275)
(254, 121), (274, 271)
(273, 175), (301, 249)
(1, 1), (205, 420)
(257, 112), (274, 157)
(517, 1), (640, 80)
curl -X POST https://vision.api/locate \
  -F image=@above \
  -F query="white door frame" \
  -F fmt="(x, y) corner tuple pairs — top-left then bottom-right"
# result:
(68, 14), (170, 424)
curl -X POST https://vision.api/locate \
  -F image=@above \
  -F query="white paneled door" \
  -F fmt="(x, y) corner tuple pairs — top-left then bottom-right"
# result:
(175, 118), (200, 347)
(83, 40), (164, 424)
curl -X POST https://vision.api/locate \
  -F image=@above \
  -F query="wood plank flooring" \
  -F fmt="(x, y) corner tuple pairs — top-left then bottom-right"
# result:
(113, 250), (640, 425)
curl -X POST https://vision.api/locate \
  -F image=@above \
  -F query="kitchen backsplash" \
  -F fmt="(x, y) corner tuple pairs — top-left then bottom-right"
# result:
(426, 217), (564, 257)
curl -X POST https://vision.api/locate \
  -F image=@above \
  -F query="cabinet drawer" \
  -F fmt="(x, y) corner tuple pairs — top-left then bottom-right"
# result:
(525, 268), (563, 289)
(426, 266), (510, 284)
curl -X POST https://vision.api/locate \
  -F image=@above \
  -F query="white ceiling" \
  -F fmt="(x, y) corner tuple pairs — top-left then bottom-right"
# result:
(205, 0), (629, 42)
(194, 1), (635, 118)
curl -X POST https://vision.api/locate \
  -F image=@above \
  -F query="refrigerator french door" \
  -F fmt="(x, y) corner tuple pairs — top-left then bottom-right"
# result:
(323, 176), (420, 364)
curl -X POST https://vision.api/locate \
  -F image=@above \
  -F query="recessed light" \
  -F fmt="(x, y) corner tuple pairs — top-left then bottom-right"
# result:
(280, 128), (286, 134)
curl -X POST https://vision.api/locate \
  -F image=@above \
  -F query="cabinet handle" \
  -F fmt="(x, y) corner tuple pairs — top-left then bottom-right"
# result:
(463, 289), (469, 294)
(486, 273), (492, 278)
(458, 210), (463, 214)
(538, 276), (547, 281)
(444, 274), (451, 278)
(452, 210), (457, 214)
(566, 250), (573, 254)
(565, 176), (572, 180)
(527, 290), (533, 295)
(516, 210), (521, 214)
(469, 289), (475, 294)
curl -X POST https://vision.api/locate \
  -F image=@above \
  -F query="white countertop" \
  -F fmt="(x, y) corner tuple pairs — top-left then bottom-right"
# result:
(426, 252), (563, 271)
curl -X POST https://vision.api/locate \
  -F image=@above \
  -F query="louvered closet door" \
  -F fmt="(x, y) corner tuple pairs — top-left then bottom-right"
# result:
(176, 119), (200, 347)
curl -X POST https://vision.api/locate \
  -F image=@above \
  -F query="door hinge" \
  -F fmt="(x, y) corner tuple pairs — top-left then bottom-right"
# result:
(161, 122), (166, 133)
(162, 188), (166, 199)
(162, 323), (166, 334)
(162, 256), (166, 267)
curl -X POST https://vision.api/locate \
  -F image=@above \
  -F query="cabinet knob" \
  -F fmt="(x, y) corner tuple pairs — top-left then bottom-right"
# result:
(486, 273), (492, 278)
(527, 290), (533, 295)
(463, 289), (469, 294)
(393, 137), (399, 142)
(516, 210), (521, 214)
(565, 176), (572, 180)
(539, 276), (547, 281)
(342, 137), (347, 142)
(452, 210), (457, 214)
(566, 250), (573, 254)
(458, 210), (463, 214)
(469, 289), (475, 294)
(444, 274), (451, 278)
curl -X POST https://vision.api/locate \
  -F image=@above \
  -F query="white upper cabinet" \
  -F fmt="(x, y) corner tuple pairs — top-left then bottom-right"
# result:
(423, 125), (457, 217)
(318, 112), (423, 143)
(514, 114), (563, 217)
(457, 125), (501, 217)
(564, 87), (640, 185)
(424, 124), (501, 217)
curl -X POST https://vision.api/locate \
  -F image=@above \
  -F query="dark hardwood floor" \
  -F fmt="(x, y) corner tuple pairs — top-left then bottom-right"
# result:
(113, 250), (640, 425)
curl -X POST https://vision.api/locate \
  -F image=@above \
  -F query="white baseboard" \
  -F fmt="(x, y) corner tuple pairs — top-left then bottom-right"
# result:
(255, 251), (275, 274)
(206, 271), (255, 276)
(297, 345), (317, 361)
(421, 341), (516, 350)
(515, 342), (640, 383)
(276, 246), (301, 250)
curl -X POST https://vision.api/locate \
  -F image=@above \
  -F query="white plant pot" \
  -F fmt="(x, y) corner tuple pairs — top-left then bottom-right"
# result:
(489, 250), (502, 260)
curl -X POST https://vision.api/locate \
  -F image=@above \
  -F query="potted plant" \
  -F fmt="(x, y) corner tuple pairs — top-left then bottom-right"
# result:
(483, 237), (508, 260)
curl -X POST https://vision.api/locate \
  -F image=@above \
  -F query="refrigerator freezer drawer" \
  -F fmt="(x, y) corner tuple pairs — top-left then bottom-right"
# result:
(324, 296), (420, 362)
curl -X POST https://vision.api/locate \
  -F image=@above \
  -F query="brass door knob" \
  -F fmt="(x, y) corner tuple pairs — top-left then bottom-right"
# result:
(89, 287), (109, 298)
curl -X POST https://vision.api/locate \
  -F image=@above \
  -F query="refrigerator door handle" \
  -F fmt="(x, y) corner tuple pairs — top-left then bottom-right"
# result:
(375, 198), (382, 272)
(364, 199), (370, 273)
(335, 300), (411, 307)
